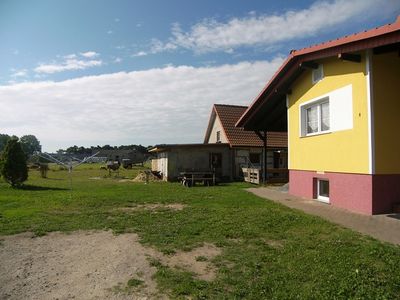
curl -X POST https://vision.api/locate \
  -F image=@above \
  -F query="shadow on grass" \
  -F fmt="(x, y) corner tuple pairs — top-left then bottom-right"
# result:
(20, 184), (69, 191)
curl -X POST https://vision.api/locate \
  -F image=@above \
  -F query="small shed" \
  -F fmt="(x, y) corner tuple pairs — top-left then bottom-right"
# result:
(149, 143), (232, 182)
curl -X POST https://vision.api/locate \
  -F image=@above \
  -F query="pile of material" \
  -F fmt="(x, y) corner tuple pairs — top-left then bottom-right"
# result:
(132, 171), (160, 182)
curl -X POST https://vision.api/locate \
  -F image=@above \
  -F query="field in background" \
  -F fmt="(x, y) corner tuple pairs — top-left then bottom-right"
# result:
(1, 166), (400, 299)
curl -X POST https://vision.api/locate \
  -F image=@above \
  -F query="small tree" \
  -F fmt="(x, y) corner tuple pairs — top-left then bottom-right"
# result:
(0, 138), (28, 187)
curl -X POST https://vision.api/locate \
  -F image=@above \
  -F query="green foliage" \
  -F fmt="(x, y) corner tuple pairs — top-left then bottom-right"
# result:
(20, 135), (42, 156)
(0, 134), (11, 153)
(0, 139), (28, 187)
(59, 144), (149, 155)
(195, 256), (208, 262)
(0, 133), (17, 153)
(127, 278), (144, 287)
(0, 168), (399, 298)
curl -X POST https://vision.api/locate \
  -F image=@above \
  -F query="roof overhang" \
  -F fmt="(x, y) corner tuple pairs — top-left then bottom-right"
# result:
(148, 143), (230, 153)
(236, 16), (400, 131)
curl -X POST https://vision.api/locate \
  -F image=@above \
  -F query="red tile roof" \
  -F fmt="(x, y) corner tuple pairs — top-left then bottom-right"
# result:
(206, 104), (287, 148)
(237, 16), (400, 129)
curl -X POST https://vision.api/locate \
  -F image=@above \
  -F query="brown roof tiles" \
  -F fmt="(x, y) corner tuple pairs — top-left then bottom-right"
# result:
(208, 104), (287, 148)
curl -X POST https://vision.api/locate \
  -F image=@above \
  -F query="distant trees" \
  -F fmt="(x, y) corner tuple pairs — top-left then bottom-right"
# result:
(0, 134), (18, 153)
(58, 144), (149, 155)
(20, 135), (42, 157)
(0, 138), (28, 187)
(0, 133), (41, 158)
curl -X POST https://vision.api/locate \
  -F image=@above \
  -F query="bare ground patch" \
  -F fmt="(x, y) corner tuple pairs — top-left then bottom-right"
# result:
(114, 203), (187, 212)
(154, 243), (222, 281)
(0, 231), (165, 300)
(0, 230), (221, 299)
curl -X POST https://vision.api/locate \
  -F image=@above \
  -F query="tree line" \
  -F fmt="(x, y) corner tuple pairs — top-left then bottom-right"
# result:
(58, 144), (149, 155)
(0, 134), (41, 156)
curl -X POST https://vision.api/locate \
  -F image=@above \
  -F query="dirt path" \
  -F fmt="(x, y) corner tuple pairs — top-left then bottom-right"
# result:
(0, 231), (165, 300)
(0, 230), (221, 300)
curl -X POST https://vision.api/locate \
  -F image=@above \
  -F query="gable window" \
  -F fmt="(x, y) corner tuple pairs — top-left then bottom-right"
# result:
(216, 131), (221, 143)
(301, 98), (330, 136)
(312, 64), (324, 83)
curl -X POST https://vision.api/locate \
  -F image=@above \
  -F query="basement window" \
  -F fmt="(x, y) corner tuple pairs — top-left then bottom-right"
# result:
(317, 179), (330, 203)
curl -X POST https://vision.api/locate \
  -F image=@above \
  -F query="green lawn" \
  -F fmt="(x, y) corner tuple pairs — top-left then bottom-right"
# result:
(1, 165), (399, 299)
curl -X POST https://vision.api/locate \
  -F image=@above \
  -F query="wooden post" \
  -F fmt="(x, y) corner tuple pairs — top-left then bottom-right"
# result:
(263, 131), (267, 185)
(255, 130), (268, 185)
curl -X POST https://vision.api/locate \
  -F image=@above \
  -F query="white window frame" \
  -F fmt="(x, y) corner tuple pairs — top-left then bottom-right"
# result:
(312, 64), (324, 84)
(300, 97), (330, 137)
(317, 179), (330, 203)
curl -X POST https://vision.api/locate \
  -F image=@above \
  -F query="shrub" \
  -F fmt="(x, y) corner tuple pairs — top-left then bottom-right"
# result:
(0, 138), (28, 187)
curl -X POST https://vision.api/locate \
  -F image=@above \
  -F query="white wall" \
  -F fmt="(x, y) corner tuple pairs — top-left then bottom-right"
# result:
(207, 116), (228, 143)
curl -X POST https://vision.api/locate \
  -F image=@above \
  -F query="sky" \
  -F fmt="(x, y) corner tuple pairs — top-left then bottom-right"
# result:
(1, 0), (399, 152)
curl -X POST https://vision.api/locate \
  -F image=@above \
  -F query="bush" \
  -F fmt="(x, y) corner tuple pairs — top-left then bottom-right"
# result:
(0, 138), (28, 187)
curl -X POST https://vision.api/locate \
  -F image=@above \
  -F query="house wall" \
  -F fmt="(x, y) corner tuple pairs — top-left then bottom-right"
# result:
(234, 148), (262, 178)
(234, 148), (288, 181)
(287, 51), (400, 214)
(372, 51), (400, 174)
(165, 146), (232, 181)
(290, 170), (373, 214)
(288, 54), (370, 174)
(151, 153), (168, 180)
(207, 117), (228, 143)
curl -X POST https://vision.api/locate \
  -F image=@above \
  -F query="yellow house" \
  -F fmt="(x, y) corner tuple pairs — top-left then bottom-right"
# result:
(237, 17), (400, 215)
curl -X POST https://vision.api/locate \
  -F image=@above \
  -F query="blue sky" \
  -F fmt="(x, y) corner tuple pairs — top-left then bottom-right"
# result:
(1, 0), (399, 151)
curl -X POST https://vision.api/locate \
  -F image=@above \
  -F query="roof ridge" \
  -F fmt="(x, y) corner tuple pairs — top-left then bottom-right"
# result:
(214, 103), (248, 108)
(292, 15), (400, 55)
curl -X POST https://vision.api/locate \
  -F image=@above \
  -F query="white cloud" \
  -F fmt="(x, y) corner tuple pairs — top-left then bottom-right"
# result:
(34, 58), (102, 74)
(11, 69), (28, 78)
(64, 54), (77, 59)
(0, 58), (284, 151)
(132, 51), (148, 57)
(80, 51), (99, 58)
(152, 0), (400, 53)
(113, 57), (122, 63)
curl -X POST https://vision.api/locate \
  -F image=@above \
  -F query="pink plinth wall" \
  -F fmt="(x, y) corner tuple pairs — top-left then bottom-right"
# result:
(289, 170), (400, 215)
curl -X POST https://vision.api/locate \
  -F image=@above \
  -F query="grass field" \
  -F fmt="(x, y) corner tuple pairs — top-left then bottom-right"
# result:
(1, 164), (400, 299)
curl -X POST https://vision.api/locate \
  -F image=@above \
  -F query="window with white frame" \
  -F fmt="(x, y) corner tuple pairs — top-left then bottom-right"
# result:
(301, 98), (330, 136)
(317, 179), (329, 203)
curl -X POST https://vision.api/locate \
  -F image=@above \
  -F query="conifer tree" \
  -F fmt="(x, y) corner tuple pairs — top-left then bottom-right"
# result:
(0, 138), (28, 187)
